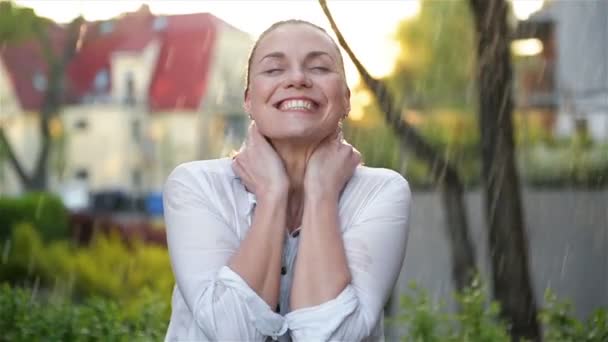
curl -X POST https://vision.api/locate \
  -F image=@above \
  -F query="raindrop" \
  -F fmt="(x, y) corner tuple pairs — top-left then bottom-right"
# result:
(560, 244), (570, 279)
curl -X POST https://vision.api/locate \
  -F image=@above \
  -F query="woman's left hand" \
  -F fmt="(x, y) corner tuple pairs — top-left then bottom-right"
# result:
(304, 128), (361, 200)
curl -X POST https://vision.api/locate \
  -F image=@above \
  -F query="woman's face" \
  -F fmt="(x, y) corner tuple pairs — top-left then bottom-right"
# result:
(245, 24), (350, 143)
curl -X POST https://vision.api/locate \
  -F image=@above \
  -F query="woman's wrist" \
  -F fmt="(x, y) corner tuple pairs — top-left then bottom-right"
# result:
(258, 186), (289, 205)
(304, 188), (339, 207)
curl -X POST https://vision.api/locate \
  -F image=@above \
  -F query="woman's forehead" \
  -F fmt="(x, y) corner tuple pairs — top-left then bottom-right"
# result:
(254, 24), (338, 63)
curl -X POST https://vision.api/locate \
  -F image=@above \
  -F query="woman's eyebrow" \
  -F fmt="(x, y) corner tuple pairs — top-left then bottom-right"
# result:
(258, 51), (335, 63)
(306, 51), (335, 63)
(259, 52), (285, 63)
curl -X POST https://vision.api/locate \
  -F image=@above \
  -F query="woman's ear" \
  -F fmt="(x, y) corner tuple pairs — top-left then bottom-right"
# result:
(344, 86), (351, 114)
(243, 89), (252, 114)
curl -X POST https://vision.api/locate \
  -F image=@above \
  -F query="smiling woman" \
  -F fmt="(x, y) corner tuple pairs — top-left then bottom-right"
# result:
(162, 19), (412, 341)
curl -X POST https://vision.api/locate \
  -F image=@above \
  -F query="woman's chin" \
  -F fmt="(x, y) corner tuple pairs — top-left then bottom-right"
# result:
(266, 130), (323, 145)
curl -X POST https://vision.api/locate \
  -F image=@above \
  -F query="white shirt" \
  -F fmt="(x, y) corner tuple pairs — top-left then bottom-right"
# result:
(163, 157), (412, 341)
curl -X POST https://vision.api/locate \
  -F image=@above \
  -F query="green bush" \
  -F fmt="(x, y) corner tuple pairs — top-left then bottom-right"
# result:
(391, 279), (608, 341)
(392, 279), (510, 341)
(520, 144), (608, 188)
(0, 283), (167, 341)
(541, 290), (608, 341)
(0, 224), (173, 322)
(0, 192), (69, 242)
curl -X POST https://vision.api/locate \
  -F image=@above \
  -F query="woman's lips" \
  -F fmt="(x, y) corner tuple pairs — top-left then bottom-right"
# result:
(274, 97), (319, 113)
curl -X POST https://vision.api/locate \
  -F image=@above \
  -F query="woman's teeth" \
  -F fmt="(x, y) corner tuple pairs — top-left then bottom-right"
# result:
(280, 99), (314, 111)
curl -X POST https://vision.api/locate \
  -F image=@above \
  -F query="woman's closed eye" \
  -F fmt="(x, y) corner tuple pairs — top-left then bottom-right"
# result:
(310, 66), (330, 73)
(263, 68), (284, 75)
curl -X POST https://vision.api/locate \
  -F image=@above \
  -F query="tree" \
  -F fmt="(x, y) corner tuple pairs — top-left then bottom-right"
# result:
(390, 0), (476, 111)
(320, 0), (540, 340)
(319, 0), (477, 294)
(468, 0), (540, 339)
(0, 1), (83, 191)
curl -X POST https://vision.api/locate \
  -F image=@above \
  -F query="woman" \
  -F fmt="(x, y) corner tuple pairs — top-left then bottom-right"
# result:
(163, 19), (411, 341)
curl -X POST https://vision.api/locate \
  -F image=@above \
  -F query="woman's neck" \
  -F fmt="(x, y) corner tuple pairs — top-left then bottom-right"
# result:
(271, 139), (319, 231)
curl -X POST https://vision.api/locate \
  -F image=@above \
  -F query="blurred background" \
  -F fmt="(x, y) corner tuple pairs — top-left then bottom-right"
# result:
(0, 0), (606, 340)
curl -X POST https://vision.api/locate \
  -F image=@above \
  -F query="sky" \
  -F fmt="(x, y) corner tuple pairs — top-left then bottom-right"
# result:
(14, 0), (545, 88)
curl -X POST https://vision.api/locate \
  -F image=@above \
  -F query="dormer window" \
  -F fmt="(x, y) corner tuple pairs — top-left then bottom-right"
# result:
(153, 16), (168, 31)
(33, 71), (47, 92)
(99, 21), (114, 35)
(93, 68), (109, 93)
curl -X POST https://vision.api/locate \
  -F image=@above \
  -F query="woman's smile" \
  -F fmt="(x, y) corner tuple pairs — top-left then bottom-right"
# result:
(274, 97), (320, 114)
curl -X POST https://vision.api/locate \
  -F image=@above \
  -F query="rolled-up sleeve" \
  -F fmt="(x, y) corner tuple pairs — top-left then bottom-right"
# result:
(285, 173), (412, 341)
(163, 164), (287, 341)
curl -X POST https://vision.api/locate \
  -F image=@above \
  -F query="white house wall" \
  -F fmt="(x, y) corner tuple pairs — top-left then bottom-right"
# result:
(0, 59), (22, 121)
(61, 105), (145, 193)
(147, 112), (199, 192)
(0, 113), (40, 195)
(197, 24), (253, 159)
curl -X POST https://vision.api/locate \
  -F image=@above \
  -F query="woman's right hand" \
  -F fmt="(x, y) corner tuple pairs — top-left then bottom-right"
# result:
(232, 122), (289, 199)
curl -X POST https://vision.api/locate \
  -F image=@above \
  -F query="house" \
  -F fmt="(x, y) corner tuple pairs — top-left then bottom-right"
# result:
(0, 5), (253, 203)
(513, 0), (608, 141)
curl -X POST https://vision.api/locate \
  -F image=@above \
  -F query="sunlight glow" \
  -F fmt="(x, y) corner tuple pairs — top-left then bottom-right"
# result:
(511, 0), (545, 20)
(15, 0), (421, 87)
(15, 0), (542, 85)
(511, 38), (544, 56)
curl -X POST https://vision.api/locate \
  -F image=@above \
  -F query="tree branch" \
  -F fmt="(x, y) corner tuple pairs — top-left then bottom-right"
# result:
(0, 127), (30, 185)
(318, 0), (460, 186)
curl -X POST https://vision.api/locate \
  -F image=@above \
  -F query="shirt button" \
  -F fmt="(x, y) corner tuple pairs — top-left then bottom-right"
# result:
(281, 266), (287, 275)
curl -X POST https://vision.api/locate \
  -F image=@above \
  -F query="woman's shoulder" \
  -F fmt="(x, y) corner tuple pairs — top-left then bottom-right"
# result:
(164, 157), (235, 190)
(351, 165), (409, 189)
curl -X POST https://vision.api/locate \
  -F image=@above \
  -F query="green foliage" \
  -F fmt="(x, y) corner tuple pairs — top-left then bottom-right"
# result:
(0, 224), (173, 322)
(346, 101), (608, 189)
(392, 280), (608, 341)
(392, 279), (510, 341)
(344, 110), (402, 172)
(389, 0), (476, 111)
(0, 1), (48, 44)
(540, 290), (608, 342)
(0, 283), (167, 341)
(0, 192), (69, 242)
(520, 143), (608, 188)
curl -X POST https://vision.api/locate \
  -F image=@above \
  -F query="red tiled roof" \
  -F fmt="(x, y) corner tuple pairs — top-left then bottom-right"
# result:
(149, 14), (217, 111)
(0, 24), (67, 111)
(2, 6), (223, 112)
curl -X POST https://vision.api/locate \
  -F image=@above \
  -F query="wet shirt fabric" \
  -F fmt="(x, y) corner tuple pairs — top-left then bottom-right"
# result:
(163, 158), (412, 341)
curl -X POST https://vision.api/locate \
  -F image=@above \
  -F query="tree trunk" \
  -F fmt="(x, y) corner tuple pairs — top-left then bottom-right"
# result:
(319, 0), (477, 291)
(0, 17), (83, 192)
(468, 0), (540, 340)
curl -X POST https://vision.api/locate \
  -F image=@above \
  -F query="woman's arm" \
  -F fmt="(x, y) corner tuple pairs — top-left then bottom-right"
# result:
(287, 172), (411, 341)
(229, 122), (291, 309)
(228, 188), (288, 310)
(289, 189), (350, 309)
(164, 164), (288, 340)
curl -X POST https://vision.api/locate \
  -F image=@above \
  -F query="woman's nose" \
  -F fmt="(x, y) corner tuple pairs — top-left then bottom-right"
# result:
(284, 68), (312, 88)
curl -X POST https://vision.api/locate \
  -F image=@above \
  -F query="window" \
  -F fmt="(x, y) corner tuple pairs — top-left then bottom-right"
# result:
(132, 169), (142, 188)
(131, 119), (141, 141)
(93, 68), (109, 93)
(33, 71), (47, 92)
(75, 168), (89, 180)
(124, 71), (136, 106)
(224, 115), (247, 142)
(74, 118), (88, 130)
(99, 21), (114, 34)
(153, 16), (168, 31)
